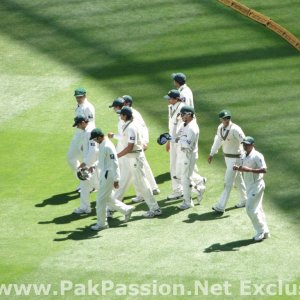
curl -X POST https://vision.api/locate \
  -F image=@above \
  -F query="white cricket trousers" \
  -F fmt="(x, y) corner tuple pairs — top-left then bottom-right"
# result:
(169, 142), (183, 193)
(135, 152), (158, 197)
(177, 150), (196, 206)
(246, 181), (269, 235)
(128, 154), (159, 211)
(113, 152), (158, 201)
(96, 170), (132, 227)
(112, 155), (132, 201)
(215, 157), (247, 211)
(67, 129), (83, 172)
(79, 172), (98, 210)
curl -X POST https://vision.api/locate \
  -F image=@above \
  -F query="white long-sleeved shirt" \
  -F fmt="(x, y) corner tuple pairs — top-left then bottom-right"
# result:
(82, 123), (98, 167)
(75, 99), (95, 126)
(210, 121), (245, 156)
(97, 138), (120, 182)
(241, 148), (267, 188)
(168, 102), (184, 140)
(178, 119), (199, 156)
(178, 84), (194, 107)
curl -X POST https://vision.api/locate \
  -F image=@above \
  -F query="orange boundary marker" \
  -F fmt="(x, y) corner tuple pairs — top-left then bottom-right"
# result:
(218, 0), (300, 51)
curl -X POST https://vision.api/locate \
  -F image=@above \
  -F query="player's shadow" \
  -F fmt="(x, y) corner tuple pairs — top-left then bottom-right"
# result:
(38, 204), (96, 225)
(204, 239), (257, 252)
(130, 197), (183, 219)
(155, 172), (171, 184)
(35, 190), (79, 207)
(226, 206), (243, 212)
(183, 211), (230, 223)
(54, 226), (101, 241)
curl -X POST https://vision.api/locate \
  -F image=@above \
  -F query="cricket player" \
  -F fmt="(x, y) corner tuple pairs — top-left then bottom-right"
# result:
(72, 114), (98, 214)
(67, 88), (95, 182)
(90, 128), (135, 231)
(107, 98), (131, 201)
(122, 95), (160, 202)
(172, 73), (194, 107)
(208, 110), (247, 213)
(117, 106), (162, 218)
(233, 136), (270, 242)
(164, 89), (184, 200)
(176, 106), (205, 209)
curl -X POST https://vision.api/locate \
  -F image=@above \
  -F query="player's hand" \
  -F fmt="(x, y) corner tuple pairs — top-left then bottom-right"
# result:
(166, 141), (170, 152)
(114, 181), (119, 189)
(208, 155), (213, 164)
(88, 166), (95, 173)
(108, 132), (114, 138)
(79, 162), (86, 168)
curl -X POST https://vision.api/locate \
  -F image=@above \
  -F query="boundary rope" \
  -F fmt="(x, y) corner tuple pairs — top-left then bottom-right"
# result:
(218, 0), (300, 51)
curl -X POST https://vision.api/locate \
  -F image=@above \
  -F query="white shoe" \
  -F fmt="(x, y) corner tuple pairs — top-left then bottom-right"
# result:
(212, 206), (224, 213)
(124, 206), (135, 222)
(253, 232), (264, 242)
(73, 207), (91, 214)
(91, 224), (109, 231)
(167, 192), (183, 200)
(196, 186), (206, 204)
(143, 208), (162, 218)
(131, 196), (144, 203)
(235, 202), (246, 208)
(178, 201), (194, 210)
(152, 188), (160, 195)
(106, 210), (115, 218)
(263, 232), (271, 239)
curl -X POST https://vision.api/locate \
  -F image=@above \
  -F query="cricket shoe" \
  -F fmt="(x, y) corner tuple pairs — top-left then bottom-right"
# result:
(124, 206), (135, 222)
(235, 202), (246, 208)
(212, 206), (224, 214)
(131, 196), (144, 203)
(167, 192), (183, 200)
(143, 208), (162, 218)
(263, 232), (271, 239)
(91, 224), (109, 231)
(73, 207), (91, 214)
(253, 232), (264, 242)
(177, 201), (194, 210)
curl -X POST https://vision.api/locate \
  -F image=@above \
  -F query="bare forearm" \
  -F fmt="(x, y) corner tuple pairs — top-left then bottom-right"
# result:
(117, 144), (134, 158)
(233, 165), (266, 174)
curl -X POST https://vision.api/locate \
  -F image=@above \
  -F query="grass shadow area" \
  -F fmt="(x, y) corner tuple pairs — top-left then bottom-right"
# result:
(35, 190), (79, 207)
(183, 212), (230, 223)
(54, 226), (101, 242)
(204, 239), (257, 252)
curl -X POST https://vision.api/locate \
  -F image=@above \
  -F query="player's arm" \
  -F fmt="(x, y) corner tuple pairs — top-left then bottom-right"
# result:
(117, 143), (134, 158)
(107, 147), (120, 188)
(84, 139), (99, 167)
(233, 165), (267, 174)
(208, 133), (222, 163)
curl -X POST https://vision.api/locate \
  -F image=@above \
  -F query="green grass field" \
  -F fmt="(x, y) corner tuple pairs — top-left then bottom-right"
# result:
(0, 0), (299, 299)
